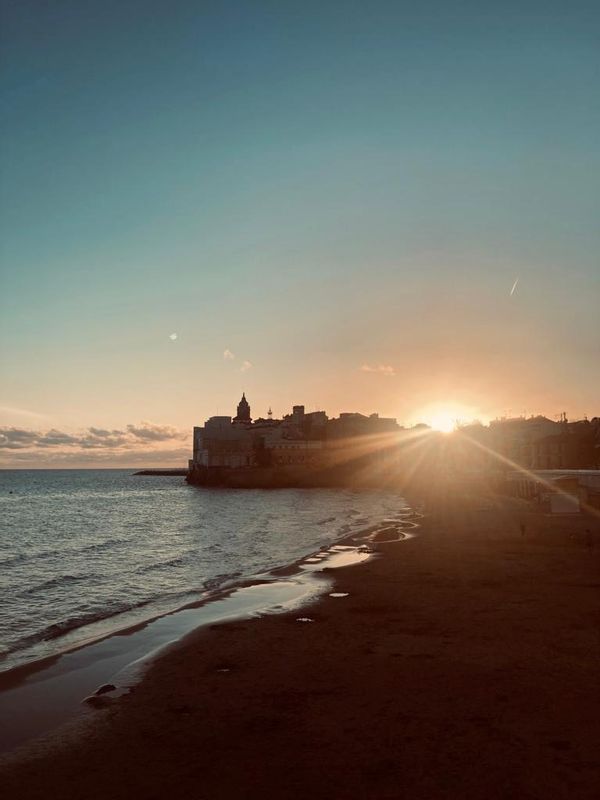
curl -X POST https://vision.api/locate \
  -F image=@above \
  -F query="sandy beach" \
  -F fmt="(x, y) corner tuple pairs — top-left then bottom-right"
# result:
(1, 493), (599, 799)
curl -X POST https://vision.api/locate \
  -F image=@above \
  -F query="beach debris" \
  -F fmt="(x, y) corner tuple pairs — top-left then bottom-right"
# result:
(329, 592), (349, 598)
(296, 617), (314, 623)
(83, 694), (112, 708)
(95, 683), (117, 696)
(81, 683), (118, 706)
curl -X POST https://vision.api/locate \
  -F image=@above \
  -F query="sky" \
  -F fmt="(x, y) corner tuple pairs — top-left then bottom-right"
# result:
(1, 0), (599, 466)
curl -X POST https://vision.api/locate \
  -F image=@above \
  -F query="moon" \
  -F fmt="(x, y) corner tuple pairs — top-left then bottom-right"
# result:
(169, 333), (178, 341)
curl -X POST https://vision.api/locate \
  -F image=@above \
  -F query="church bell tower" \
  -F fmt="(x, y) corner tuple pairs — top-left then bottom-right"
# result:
(234, 393), (251, 423)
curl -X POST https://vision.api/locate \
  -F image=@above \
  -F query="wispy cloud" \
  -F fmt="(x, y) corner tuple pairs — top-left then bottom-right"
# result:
(0, 405), (49, 421)
(224, 349), (253, 372)
(360, 363), (395, 376)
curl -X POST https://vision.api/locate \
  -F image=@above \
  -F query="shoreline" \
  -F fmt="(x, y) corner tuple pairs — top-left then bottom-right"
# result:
(2, 492), (599, 798)
(0, 492), (414, 681)
(0, 508), (415, 754)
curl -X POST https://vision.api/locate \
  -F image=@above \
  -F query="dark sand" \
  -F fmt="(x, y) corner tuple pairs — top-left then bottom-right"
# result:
(1, 494), (599, 799)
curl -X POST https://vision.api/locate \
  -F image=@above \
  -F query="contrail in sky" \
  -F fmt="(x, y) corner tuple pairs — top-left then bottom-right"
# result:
(0, 405), (48, 420)
(510, 277), (519, 296)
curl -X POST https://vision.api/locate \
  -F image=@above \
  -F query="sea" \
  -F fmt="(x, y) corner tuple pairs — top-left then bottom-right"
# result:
(0, 469), (407, 675)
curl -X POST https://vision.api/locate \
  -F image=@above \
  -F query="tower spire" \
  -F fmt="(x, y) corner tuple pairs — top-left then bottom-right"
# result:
(234, 393), (251, 423)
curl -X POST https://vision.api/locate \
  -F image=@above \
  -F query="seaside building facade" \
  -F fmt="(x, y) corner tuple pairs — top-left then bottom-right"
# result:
(189, 395), (402, 486)
(487, 415), (600, 470)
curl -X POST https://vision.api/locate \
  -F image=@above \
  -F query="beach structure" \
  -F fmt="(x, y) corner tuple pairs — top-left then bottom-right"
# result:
(506, 470), (600, 513)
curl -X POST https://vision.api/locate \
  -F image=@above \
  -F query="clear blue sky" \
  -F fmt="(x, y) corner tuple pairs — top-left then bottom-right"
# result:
(1, 1), (599, 464)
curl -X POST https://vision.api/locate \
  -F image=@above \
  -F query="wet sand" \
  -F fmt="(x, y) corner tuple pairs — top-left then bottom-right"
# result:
(1, 494), (599, 799)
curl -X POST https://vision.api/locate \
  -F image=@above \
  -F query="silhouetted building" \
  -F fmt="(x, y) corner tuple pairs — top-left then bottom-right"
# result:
(189, 395), (403, 485)
(189, 396), (599, 490)
(328, 412), (399, 439)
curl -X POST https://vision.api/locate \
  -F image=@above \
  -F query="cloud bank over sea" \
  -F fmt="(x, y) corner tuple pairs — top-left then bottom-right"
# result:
(0, 422), (188, 467)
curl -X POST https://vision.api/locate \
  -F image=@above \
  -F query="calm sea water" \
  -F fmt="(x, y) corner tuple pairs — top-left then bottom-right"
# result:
(0, 470), (405, 673)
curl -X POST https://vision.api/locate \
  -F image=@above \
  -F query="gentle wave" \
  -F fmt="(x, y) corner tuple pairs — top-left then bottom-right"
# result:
(0, 552), (28, 569)
(0, 470), (408, 672)
(134, 551), (198, 575)
(42, 600), (155, 640)
(202, 571), (244, 592)
(0, 537), (128, 569)
(0, 598), (156, 658)
(17, 573), (96, 597)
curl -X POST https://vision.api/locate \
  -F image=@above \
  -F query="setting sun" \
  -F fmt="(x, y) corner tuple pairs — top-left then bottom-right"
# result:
(429, 412), (456, 433)
(417, 404), (478, 433)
